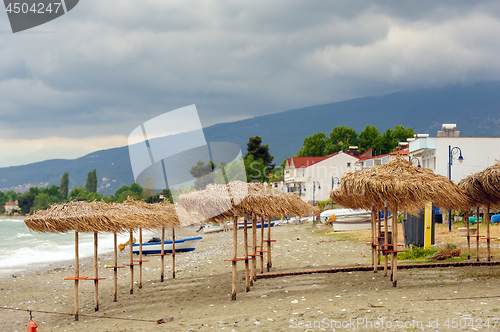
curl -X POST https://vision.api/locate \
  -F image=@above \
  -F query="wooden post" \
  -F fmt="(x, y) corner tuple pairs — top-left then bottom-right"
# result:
(113, 232), (118, 302)
(244, 214), (251, 291)
(172, 227), (176, 279)
(139, 228), (143, 289)
(465, 211), (470, 260)
(161, 227), (165, 282)
(392, 204), (398, 287)
(477, 206), (480, 262)
(267, 215), (272, 272)
(371, 209), (377, 273)
(486, 205), (491, 262)
(252, 215), (257, 282)
(383, 204), (388, 277)
(231, 212), (238, 300)
(260, 217), (265, 274)
(377, 211), (381, 267)
(74, 231), (79, 321)
(93, 231), (99, 311)
(129, 230), (134, 294)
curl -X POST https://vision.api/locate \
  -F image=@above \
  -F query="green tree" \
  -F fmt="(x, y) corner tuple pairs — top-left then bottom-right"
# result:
(60, 172), (69, 200)
(18, 191), (36, 214)
(85, 169), (98, 193)
(245, 136), (274, 170)
(379, 125), (415, 154)
(33, 193), (50, 212)
(244, 154), (268, 183)
(296, 132), (327, 157)
(189, 160), (216, 190)
(325, 126), (359, 154)
(213, 158), (247, 184)
(358, 125), (382, 154)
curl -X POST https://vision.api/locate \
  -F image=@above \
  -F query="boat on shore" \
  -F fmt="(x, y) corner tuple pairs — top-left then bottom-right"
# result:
(237, 221), (275, 229)
(132, 236), (202, 254)
(202, 223), (234, 234)
(320, 208), (372, 231)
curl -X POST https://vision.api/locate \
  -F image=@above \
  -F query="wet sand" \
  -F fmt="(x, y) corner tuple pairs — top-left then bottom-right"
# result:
(2, 222), (500, 331)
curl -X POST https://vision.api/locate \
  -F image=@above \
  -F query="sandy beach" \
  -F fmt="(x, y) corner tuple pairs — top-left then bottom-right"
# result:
(2, 222), (500, 331)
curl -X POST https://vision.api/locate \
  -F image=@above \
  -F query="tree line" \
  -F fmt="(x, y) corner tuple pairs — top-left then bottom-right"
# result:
(295, 125), (415, 157)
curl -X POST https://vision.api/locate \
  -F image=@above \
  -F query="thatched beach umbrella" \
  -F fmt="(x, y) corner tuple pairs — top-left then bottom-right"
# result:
(25, 199), (176, 320)
(459, 162), (500, 261)
(330, 157), (468, 287)
(180, 181), (315, 300)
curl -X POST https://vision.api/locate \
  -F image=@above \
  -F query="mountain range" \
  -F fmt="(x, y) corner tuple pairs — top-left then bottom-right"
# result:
(2, 81), (500, 195)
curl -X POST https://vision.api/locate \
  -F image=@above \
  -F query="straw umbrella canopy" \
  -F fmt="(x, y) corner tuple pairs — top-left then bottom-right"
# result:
(458, 162), (500, 207)
(330, 157), (469, 214)
(179, 181), (315, 220)
(24, 199), (178, 234)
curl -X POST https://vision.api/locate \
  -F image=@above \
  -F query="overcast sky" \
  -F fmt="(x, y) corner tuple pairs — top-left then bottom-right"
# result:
(1, 0), (500, 167)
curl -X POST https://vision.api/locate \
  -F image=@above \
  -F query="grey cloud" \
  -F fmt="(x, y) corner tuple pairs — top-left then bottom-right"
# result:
(1, 0), (500, 147)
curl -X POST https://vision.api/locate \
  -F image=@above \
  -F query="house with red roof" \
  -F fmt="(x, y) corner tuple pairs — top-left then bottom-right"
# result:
(282, 148), (369, 205)
(3, 200), (19, 214)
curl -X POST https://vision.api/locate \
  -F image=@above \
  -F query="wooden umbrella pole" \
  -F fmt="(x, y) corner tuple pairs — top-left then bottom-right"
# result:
(252, 215), (257, 282)
(139, 228), (143, 289)
(371, 209), (376, 272)
(383, 205), (388, 277)
(231, 212), (238, 300)
(487, 205), (491, 262)
(260, 216), (265, 274)
(129, 230), (134, 294)
(392, 204), (398, 287)
(161, 227), (165, 282)
(267, 215), (272, 272)
(377, 211), (381, 267)
(172, 227), (176, 279)
(113, 232), (118, 302)
(74, 230), (79, 321)
(244, 214), (251, 290)
(465, 211), (470, 260)
(93, 231), (99, 311)
(476, 206), (480, 262)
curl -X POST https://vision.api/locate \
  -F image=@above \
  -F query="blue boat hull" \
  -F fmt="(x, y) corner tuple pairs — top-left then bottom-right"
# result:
(132, 236), (202, 255)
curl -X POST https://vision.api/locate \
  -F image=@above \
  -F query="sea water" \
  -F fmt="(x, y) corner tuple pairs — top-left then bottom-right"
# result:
(0, 218), (132, 277)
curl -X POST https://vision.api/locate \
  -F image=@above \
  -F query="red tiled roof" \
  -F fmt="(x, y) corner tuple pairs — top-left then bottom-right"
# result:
(389, 148), (409, 156)
(359, 149), (373, 158)
(5, 201), (18, 205)
(287, 152), (360, 168)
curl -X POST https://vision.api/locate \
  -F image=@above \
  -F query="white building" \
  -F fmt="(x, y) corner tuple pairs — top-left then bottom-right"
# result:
(283, 151), (364, 204)
(409, 125), (500, 182)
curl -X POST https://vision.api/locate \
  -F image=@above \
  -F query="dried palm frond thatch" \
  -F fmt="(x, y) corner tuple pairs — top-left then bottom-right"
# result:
(25, 198), (178, 234)
(330, 157), (469, 213)
(459, 162), (500, 207)
(179, 181), (315, 222)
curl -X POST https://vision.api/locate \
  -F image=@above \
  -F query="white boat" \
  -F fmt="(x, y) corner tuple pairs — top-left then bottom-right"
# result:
(202, 223), (234, 234)
(320, 208), (372, 231)
(320, 208), (371, 223)
(326, 217), (372, 231)
(132, 236), (202, 254)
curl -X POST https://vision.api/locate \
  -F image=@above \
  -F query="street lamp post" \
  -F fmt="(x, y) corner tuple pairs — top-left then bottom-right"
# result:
(409, 156), (421, 168)
(448, 145), (464, 232)
(312, 181), (321, 206)
(331, 177), (340, 191)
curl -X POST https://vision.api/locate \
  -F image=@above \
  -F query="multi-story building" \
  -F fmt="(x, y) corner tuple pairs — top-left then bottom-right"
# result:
(409, 124), (500, 182)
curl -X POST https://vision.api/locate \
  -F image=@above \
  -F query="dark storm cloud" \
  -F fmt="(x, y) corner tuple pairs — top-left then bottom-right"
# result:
(1, 0), (500, 165)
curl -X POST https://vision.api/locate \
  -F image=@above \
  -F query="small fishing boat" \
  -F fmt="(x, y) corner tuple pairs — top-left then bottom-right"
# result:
(202, 223), (234, 234)
(326, 217), (372, 231)
(132, 236), (202, 254)
(238, 221), (275, 229)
